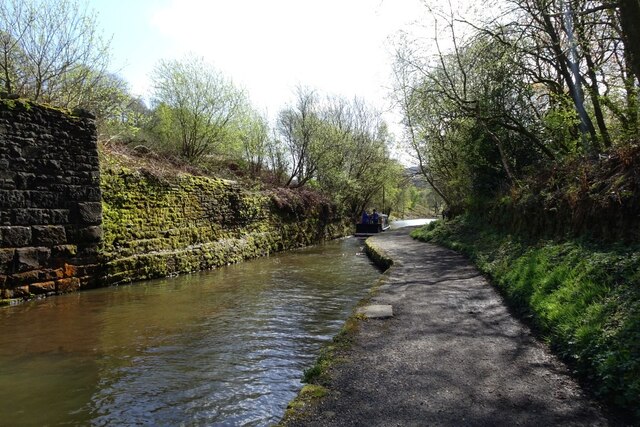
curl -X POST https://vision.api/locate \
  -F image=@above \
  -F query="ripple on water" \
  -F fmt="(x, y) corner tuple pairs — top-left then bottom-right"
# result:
(0, 237), (379, 426)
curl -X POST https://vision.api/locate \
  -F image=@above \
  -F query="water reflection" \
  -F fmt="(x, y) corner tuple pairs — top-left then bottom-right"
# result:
(0, 237), (379, 426)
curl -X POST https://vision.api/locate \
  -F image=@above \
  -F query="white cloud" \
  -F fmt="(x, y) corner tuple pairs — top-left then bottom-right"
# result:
(148, 0), (427, 118)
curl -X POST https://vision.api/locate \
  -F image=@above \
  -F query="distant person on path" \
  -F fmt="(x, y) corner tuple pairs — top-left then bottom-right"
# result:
(362, 210), (369, 224)
(372, 209), (379, 224)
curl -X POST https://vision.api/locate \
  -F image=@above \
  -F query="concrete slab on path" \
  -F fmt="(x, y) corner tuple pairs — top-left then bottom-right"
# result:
(284, 228), (611, 427)
(357, 304), (393, 319)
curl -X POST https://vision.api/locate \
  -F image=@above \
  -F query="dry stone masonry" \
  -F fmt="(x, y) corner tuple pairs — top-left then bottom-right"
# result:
(0, 99), (352, 303)
(0, 100), (101, 299)
(99, 164), (351, 286)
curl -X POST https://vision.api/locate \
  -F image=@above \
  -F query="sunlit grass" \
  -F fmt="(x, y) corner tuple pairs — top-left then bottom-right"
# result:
(412, 217), (640, 421)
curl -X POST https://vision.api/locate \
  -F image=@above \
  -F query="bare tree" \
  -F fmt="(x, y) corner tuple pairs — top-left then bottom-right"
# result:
(0, 0), (112, 108)
(277, 86), (324, 187)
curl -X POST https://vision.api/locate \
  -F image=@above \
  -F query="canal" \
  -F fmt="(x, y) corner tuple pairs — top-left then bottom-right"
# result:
(0, 236), (381, 426)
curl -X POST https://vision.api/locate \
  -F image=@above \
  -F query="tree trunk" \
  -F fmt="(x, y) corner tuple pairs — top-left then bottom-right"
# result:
(486, 128), (518, 185)
(619, 0), (640, 83)
(540, 5), (598, 152)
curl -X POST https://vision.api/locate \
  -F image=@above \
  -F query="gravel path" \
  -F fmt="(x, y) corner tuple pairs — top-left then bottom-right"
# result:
(284, 228), (611, 426)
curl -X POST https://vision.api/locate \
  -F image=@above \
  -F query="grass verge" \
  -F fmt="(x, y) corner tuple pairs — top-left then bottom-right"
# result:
(412, 217), (640, 422)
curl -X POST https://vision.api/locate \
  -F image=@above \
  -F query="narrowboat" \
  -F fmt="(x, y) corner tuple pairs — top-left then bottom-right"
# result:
(354, 213), (390, 237)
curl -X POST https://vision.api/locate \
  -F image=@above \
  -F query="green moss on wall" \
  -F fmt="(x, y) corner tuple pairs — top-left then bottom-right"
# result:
(99, 150), (352, 286)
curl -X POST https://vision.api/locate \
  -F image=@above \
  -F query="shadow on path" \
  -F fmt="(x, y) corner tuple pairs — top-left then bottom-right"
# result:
(286, 229), (611, 427)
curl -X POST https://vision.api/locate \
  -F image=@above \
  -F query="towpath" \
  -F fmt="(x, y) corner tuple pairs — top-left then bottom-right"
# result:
(284, 228), (611, 426)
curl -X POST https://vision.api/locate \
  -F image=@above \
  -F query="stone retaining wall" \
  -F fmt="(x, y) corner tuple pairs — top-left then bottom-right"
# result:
(0, 100), (101, 299)
(100, 160), (351, 285)
(0, 99), (352, 301)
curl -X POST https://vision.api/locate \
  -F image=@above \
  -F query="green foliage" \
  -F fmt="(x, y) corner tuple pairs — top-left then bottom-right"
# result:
(279, 384), (328, 425)
(0, 0), (112, 109)
(149, 55), (248, 161)
(274, 91), (403, 218)
(412, 217), (640, 421)
(394, 0), (640, 214)
(238, 109), (269, 174)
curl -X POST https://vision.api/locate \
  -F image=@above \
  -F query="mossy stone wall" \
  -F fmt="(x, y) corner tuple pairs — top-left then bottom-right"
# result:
(99, 157), (352, 286)
(0, 98), (352, 299)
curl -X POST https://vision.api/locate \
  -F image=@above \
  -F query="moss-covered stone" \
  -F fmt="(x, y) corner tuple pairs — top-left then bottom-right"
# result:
(99, 149), (353, 286)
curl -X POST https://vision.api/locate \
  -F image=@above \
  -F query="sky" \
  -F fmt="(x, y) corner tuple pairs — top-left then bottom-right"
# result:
(89, 0), (432, 143)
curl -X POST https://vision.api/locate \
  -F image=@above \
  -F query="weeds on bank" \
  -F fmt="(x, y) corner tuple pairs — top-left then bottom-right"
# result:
(278, 314), (363, 425)
(412, 218), (640, 422)
(280, 278), (379, 425)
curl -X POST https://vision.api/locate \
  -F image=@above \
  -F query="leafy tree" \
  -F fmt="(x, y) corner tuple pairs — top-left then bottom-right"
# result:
(239, 110), (269, 174)
(317, 97), (399, 217)
(150, 56), (247, 161)
(394, 0), (640, 212)
(265, 130), (289, 184)
(0, 0), (112, 108)
(97, 82), (152, 145)
(272, 88), (403, 217)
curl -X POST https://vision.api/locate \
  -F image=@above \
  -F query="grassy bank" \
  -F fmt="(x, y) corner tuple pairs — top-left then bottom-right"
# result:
(411, 217), (640, 421)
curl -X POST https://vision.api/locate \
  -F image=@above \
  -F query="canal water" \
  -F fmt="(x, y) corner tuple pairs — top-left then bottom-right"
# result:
(0, 237), (380, 426)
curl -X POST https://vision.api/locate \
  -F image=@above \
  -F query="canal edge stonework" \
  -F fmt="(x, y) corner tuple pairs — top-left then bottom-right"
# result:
(1, 99), (352, 302)
(99, 159), (352, 286)
(0, 99), (102, 300)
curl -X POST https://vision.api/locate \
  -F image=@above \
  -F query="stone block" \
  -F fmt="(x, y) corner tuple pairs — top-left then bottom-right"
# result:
(26, 191), (63, 209)
(29, 281), (55, 294)
(0, 226), (31, 247)
(14, 173), (35, 189)
(12, 209), (44, 225)
(77, 202), (102, 224)
(8, 270), (41, 286)
(76, 246), (99, 260)
(0, 287), (11, 299)
(37, 268), (64, 281)
(66, 185), (101, 202)
(32, 225), (66, 246)
(0, 179), (16, 190)
(357, 304), (394, 319)
(50, 209), (72, 224)
(76, 226), (102, 244)
(0, 210), (9, 225)
(63, 263), (77, 277)
(11, 285), (30, 298)
(75, 264), (99, 277)
(0, 169), (16, 180)
(55, 277), (80, 293)
(51, 244), (77, 258)
(13, 208), (70, 225)
(32, 174), (59, 190)
(0, 248), (14, 274)
(37, 247), (51, 265)
(15, 247), (41, 272)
